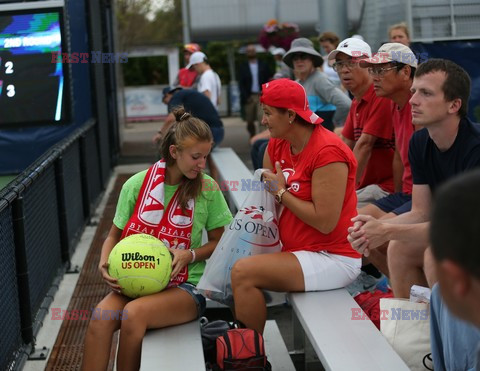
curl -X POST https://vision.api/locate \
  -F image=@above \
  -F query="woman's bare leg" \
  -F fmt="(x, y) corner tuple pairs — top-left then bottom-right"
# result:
(231, 252), (304, 334)
(82, 292), (129, 371)
(116, 287), (198, 371)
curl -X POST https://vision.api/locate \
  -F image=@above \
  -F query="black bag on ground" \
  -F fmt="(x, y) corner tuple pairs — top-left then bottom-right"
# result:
(201, 318), (232, 365)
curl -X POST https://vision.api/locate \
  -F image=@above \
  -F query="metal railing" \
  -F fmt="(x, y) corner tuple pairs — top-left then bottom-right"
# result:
(0, 118), (110, 370)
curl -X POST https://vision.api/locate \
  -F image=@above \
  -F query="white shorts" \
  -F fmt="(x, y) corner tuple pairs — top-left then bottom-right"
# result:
(292, 250), (362, 292)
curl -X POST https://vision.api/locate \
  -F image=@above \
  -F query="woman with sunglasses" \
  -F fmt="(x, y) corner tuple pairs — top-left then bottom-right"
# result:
(231, 79), (361, 335)
(283, 38), (351, 131)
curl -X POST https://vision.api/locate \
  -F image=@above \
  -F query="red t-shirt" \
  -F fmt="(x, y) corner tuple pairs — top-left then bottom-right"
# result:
(392, 99), (414, 194)
(268, 125), (361, 258)
(178, 68), (198, 87)
(342, 84), (395, 192)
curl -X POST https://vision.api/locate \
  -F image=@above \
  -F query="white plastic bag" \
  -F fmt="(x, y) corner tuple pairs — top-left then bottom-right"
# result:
(197, 169), (282, 306)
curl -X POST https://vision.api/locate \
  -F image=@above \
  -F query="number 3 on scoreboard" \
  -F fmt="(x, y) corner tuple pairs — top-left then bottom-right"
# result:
(7, 84), (15, 97)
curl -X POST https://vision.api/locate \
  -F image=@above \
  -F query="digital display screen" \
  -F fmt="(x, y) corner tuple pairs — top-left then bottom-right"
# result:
(0, 5), (70, 127)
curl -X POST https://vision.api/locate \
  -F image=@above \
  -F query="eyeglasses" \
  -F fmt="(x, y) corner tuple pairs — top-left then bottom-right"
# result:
(332, 59), (358, 72)
(292, 53), (310, 61)
(367, 65), (398, 77)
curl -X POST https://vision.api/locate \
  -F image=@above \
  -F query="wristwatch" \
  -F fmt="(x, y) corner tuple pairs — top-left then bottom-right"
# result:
(275, 188), (287, 203)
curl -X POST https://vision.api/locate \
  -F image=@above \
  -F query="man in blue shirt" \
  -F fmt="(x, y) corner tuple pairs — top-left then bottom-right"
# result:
(154, 87), (224, 147)
(348, 59), (480, 298)
(430, 170), (480, 371)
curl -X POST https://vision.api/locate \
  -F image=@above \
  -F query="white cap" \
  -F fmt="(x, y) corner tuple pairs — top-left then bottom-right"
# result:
(186, 51), (207, 69)
(351, 34), (365, 41)
(327, 37), (372, 61)
(271, 47), (286, 56)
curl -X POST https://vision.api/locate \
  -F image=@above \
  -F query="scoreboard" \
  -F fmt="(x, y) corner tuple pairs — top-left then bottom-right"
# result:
(0, 2), (70, 128)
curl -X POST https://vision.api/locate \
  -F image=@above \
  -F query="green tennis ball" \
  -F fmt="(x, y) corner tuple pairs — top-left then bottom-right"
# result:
(108, 234), (172, 298)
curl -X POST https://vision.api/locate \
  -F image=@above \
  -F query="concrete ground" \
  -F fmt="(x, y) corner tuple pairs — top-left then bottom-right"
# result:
(22, 116), (322, 371)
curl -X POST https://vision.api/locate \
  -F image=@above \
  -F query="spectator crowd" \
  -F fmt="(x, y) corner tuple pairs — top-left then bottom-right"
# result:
(126, 23), (480, 371)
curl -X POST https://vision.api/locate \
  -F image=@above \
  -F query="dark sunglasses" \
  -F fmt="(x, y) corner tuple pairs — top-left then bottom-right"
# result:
(292, 53), (311, 61)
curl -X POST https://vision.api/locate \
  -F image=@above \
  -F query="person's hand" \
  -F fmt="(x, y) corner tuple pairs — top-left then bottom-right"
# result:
(98, 261), (122, 292)
(348, 219), (370, 256)
(169, 248), (192, 278)
(261, 162), (286, 195)
(349, 215), (389, 254)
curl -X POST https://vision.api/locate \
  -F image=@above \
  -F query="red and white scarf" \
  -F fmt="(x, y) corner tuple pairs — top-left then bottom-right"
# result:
(121, 160), (195, 286)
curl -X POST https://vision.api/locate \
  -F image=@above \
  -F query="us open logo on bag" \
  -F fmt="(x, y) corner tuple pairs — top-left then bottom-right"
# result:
(228, 206), (279, 248)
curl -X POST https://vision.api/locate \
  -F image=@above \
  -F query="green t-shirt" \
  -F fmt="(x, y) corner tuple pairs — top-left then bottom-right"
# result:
(113, 170), (232, 285)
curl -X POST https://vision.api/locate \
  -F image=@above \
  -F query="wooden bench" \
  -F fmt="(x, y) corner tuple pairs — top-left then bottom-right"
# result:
(288, 289), (409, 370)
(141, 320), (295, 371)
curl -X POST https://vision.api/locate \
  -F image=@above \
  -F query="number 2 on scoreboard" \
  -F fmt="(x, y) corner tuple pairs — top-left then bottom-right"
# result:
(5, 61), (14, 74)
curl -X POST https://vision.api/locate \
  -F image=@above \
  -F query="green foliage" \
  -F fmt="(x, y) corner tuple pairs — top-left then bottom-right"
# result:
(116, 0), (153, 50)
(116, 0), (182, 50)
(147, 0), (183, 44)
(123, 56), (168, 86)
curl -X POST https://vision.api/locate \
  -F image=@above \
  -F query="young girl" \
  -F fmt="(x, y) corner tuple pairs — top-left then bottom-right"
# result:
(82, 107), (232, 371)
(231, 79), (361, 334)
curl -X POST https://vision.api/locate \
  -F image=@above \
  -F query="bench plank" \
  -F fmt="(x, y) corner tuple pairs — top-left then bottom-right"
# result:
(288, 289), (409, 371)
(141, 320), (205, 371)
(264, 320), (296, 371)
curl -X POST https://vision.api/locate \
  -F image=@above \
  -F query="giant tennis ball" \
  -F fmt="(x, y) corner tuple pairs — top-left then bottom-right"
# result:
(108, 234), (172, 298)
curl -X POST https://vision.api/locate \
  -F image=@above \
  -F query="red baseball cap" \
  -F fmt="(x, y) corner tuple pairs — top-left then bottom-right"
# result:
(184, 43), (201, 53)
(260, 79), (323, 125)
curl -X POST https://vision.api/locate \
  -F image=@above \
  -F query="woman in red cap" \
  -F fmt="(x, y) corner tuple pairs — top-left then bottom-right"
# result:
(231, 78), (361, 334)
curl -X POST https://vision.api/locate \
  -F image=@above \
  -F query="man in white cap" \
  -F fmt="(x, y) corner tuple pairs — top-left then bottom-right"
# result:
(329, 38), (396, 208)
(328, 38), (396, 293)
(187, 51), (222, 110)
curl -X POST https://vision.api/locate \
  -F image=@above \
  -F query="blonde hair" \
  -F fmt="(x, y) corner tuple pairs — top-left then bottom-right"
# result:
(161, 106), (213, 210)
(388, 22), (410, 39)
(318, 31), (340, 47)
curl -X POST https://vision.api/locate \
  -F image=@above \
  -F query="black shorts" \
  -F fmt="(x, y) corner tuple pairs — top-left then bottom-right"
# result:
(372, 192), (412, 215)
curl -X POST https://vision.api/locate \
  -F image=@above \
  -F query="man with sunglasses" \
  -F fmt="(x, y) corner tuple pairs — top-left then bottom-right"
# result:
(342, 44), (418, 281)
(328, 38), (396, 209)
(326, 39), (398, 293)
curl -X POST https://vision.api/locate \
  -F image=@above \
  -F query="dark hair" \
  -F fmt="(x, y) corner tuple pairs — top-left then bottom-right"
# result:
(161, 106), (213, 210)
(318, 31), (340, 47)
(394, 62), (416, 79)
(430, 169), (480, 279)
(415, 58), (471, 118)
(272, 106), (310, 126)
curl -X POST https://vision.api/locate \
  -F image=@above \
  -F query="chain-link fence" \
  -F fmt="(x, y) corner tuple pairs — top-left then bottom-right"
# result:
(0, 119), (110, 370)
